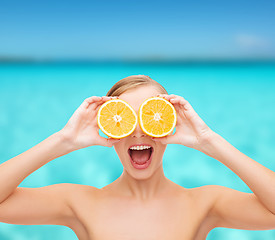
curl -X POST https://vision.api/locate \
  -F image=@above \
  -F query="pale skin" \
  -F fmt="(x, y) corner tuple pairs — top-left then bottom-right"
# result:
(0, 84), (274, 240)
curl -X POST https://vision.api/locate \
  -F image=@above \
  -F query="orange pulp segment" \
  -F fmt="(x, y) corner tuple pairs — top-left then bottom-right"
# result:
(139, 97), (177, 137)
(97, 99), (137, 139)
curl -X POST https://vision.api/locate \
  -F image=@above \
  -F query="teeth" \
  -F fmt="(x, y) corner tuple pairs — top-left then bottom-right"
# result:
(130, 145), (152, 150)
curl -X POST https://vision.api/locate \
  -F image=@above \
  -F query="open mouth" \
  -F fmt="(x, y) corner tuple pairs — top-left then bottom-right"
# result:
(128, 145), (154, 169)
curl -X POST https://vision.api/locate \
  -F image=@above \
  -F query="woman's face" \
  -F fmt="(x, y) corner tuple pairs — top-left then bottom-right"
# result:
(113, 85), (167, 180)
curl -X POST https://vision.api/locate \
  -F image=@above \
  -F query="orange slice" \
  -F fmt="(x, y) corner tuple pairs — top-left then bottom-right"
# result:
(139, 97), (177, 137)
(97, 99), (137, 139)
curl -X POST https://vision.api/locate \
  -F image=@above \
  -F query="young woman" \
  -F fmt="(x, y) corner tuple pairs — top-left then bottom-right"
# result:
(0, 75), (274, 240)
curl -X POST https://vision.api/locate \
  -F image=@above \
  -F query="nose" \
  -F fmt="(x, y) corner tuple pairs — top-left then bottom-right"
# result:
(131, 122), (146, 138)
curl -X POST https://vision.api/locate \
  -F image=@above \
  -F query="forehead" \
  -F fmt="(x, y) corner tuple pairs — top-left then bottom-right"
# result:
(118, 85), (162, 111)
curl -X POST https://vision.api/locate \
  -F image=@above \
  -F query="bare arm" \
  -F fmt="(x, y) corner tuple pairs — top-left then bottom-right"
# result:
(202, 132), (275, 215)
(205, 185), (275, 230)
(201, 134), (275, 229)
(0, 132), (71, 204)
(155, 94), (275, 229)
(0, 96), (119, 226)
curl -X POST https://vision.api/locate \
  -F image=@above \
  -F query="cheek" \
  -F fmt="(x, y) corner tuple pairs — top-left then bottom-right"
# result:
(154, 144), (167, 157)
(113, 140), (127, 157)
(156, 141), (167, 149)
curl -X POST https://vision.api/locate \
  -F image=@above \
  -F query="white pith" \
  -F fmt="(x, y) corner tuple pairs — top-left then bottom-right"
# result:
(97, 99), (137, 139)
(113, 114), (122, 122)
(154, 112), (161, 121)
(139, 97), (177, 137)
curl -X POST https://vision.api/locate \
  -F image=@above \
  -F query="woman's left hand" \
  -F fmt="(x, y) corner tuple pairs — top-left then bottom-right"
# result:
(152, 94), (215, 151)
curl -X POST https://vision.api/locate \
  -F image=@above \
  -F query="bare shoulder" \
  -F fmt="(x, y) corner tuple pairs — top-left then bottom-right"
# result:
(63, 183), (99, 204)
(186, 184), (227, 215)
(170, 183), (219, 218)
(185, 185), (221, 231)
(0, 182), (98, 229)
(182, 184), (219, 203)
(60, 183), (99, 238)
(63, 182), (98, 193)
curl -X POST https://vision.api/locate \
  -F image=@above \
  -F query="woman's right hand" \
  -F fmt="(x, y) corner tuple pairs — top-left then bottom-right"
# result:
(59, 96), (120, 151)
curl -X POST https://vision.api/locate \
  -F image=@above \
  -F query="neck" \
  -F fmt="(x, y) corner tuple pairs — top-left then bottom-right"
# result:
(115, 164), (170, 201)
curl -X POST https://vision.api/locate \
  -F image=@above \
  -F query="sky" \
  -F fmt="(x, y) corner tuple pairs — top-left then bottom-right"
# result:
(0, 0), (275, 60)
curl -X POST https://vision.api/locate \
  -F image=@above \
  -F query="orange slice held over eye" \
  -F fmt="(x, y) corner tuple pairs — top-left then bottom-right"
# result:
(138, 97), (177, 138)
(97, 99), (138, 139)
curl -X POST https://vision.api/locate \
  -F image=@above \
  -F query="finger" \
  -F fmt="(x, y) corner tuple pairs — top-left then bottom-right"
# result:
(164, 96), (204, 126)
(87, 96), (114, 111)
(151, 136), (169, 144)
(85, 96), (102, 104)
(101, 96), (112, 102)
(97, 136), (121, 147)
(85, 95), (116, 106)
(80, 96), (103, 110)
(102, 95), (119, 100)
(161, 95), (187, 114)
(109, 96), (119, 99)
(170, 97), (187, 107)
(156, 93), (168, 97)
(165, 94), (178, 99)
(92, 97), (116, 112)
(107, 137), (121, 146)
(165, 94), (184, 102)
(156, 94), (171, 100)
(157, 94), (184, 104)
(182, 101), (207, 130)
(91, 96), (120, 112)
(94, 103), (102, 112)
(151, 134), (178, 145)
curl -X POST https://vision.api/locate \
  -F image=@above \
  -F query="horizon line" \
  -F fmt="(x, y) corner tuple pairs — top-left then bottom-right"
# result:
(1, 56), (275, 64)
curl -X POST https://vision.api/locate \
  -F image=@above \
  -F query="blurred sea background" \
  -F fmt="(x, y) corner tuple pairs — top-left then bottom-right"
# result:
(0, 1), (275, 239)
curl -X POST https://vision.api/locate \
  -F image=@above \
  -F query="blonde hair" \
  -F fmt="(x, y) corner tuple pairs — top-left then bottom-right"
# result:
(106, 75), (168, 97)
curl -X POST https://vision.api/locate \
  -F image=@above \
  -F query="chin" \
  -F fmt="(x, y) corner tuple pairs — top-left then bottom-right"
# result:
(125, 160), (163, 181)
(126, 169), (154, 181)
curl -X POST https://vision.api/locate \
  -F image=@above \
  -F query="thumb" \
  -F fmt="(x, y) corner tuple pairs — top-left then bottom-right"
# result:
(98, 137), (121, 147)
(152, 135), (176, 144)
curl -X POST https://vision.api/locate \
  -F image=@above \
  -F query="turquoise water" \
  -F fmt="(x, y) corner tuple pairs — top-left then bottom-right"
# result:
(0, 62), (275, 239)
